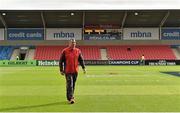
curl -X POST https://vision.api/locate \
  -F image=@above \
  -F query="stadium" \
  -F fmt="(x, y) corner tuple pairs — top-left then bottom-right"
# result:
(0, 9), (180, 112)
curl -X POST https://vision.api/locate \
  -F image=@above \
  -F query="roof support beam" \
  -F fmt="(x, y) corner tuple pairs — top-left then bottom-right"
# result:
(82, 11), (85, 40)
(159, 11), (170, 27)
(82, 11), (85, 28)
(41, 12), (46, 28)
(121, 11), (127, 29)
(41, 12), (46, 40)
(0, 14), (7, 28)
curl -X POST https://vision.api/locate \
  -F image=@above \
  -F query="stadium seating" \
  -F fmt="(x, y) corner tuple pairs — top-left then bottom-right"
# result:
(34, 46), (65, 60)
(34, 46), (101, 60)
(34, 45), (176, 60)
(107, 45), (176, 60)
(78, 46), (101, 60)
(0, 46), (14, 60)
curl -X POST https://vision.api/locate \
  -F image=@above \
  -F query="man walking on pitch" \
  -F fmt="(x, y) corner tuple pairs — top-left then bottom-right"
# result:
(59, 39), (86, 104)
(140, 54), (145, 65)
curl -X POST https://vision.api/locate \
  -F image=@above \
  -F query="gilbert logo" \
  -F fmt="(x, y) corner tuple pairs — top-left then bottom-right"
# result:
(54, 32), (75, 38)
(130, 31), (152, 38)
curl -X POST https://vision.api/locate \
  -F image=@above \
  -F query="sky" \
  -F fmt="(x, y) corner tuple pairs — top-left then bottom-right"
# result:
(0, 0), (180, 10)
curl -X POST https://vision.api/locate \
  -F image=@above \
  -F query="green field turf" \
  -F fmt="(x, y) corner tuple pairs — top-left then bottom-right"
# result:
(0, 66), (180, 112)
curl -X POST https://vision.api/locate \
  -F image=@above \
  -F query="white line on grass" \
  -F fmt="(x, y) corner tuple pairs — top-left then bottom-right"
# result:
(1, 112), (180, 113)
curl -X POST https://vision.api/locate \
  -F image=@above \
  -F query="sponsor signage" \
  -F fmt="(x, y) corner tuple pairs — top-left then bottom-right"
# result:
(38, 60), (59, 66)
(46, 28), (82, 40)
(84, 34), (122, 40)
(85, 24), (120, 29)
(1, 60), (180, 66)
(146, 60), (180, 65)
(7, 28), (44, 40)
(37, 60), (180, 66)
(123, 28), (159, 40)
(84, 60), (109, 65)
(161, 28), (180, 40)
(0, 60), (36, 66)
(109, 60), (140, 65)
(0, 29), (4, 40)
(37, 60), (140, 66)
(37, 60), (109, 66)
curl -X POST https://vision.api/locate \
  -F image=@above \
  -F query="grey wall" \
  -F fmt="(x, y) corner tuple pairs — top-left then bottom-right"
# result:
(0, 40), (180, 46)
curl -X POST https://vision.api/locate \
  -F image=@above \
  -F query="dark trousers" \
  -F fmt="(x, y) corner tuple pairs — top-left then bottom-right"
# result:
(140, 60), (145, 65)
(65, 73), (78, 101)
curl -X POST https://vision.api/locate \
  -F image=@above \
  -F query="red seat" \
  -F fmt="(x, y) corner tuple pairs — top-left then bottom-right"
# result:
(106, 45), (176, 60)
(34, 46), (101, 60)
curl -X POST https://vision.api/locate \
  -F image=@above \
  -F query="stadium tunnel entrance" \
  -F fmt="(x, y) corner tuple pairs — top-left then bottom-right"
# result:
(19, 47), (29, 60)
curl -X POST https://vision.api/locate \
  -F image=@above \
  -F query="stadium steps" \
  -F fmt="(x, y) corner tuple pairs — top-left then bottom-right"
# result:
(100, 48), (108, 60)
(172, 48), (180, 59)
(24, 49), (29, 60)
(26, 49), (35, 60)
(10, 49), (19, 60)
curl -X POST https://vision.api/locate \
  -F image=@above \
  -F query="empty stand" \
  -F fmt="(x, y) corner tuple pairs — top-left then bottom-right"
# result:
(0, 46), (14, 60)
(78, 46), (101, 60)
(34, 46), (65, 60)
(34, 45), (176, 60)
(34, 46), (101, 60)
(107, 45), (176, 60)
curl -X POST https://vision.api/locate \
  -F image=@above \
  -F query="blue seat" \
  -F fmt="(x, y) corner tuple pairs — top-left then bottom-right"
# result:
(0, 46), (14, 60)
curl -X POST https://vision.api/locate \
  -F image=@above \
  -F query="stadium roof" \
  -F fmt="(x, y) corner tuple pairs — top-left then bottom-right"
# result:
(0, 0), (180, 28)
(0, 10), (180, 28)
(0, 0), (180, 10)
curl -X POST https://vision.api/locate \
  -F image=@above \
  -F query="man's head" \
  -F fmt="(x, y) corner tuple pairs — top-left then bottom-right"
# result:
(68, 38), (76, 49)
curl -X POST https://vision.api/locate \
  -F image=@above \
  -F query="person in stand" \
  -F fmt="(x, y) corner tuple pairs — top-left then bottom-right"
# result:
(59, 39), (86, 104)
(16, 55), (19, 60)
(140, 54), (145, 65)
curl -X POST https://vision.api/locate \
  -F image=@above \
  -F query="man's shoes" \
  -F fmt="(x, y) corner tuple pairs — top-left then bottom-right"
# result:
(68, 99), (75, 104)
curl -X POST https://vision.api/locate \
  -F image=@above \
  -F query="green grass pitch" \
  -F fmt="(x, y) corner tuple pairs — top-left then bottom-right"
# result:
(0, 66), (180, 112)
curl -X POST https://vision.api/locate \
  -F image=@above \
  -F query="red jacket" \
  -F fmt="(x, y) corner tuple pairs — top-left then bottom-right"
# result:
(59, 47), (85, 74)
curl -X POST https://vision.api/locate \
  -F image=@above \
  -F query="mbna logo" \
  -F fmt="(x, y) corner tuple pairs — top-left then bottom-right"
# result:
(130, 31), (152, 38)
(54, 32), (75, 38)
